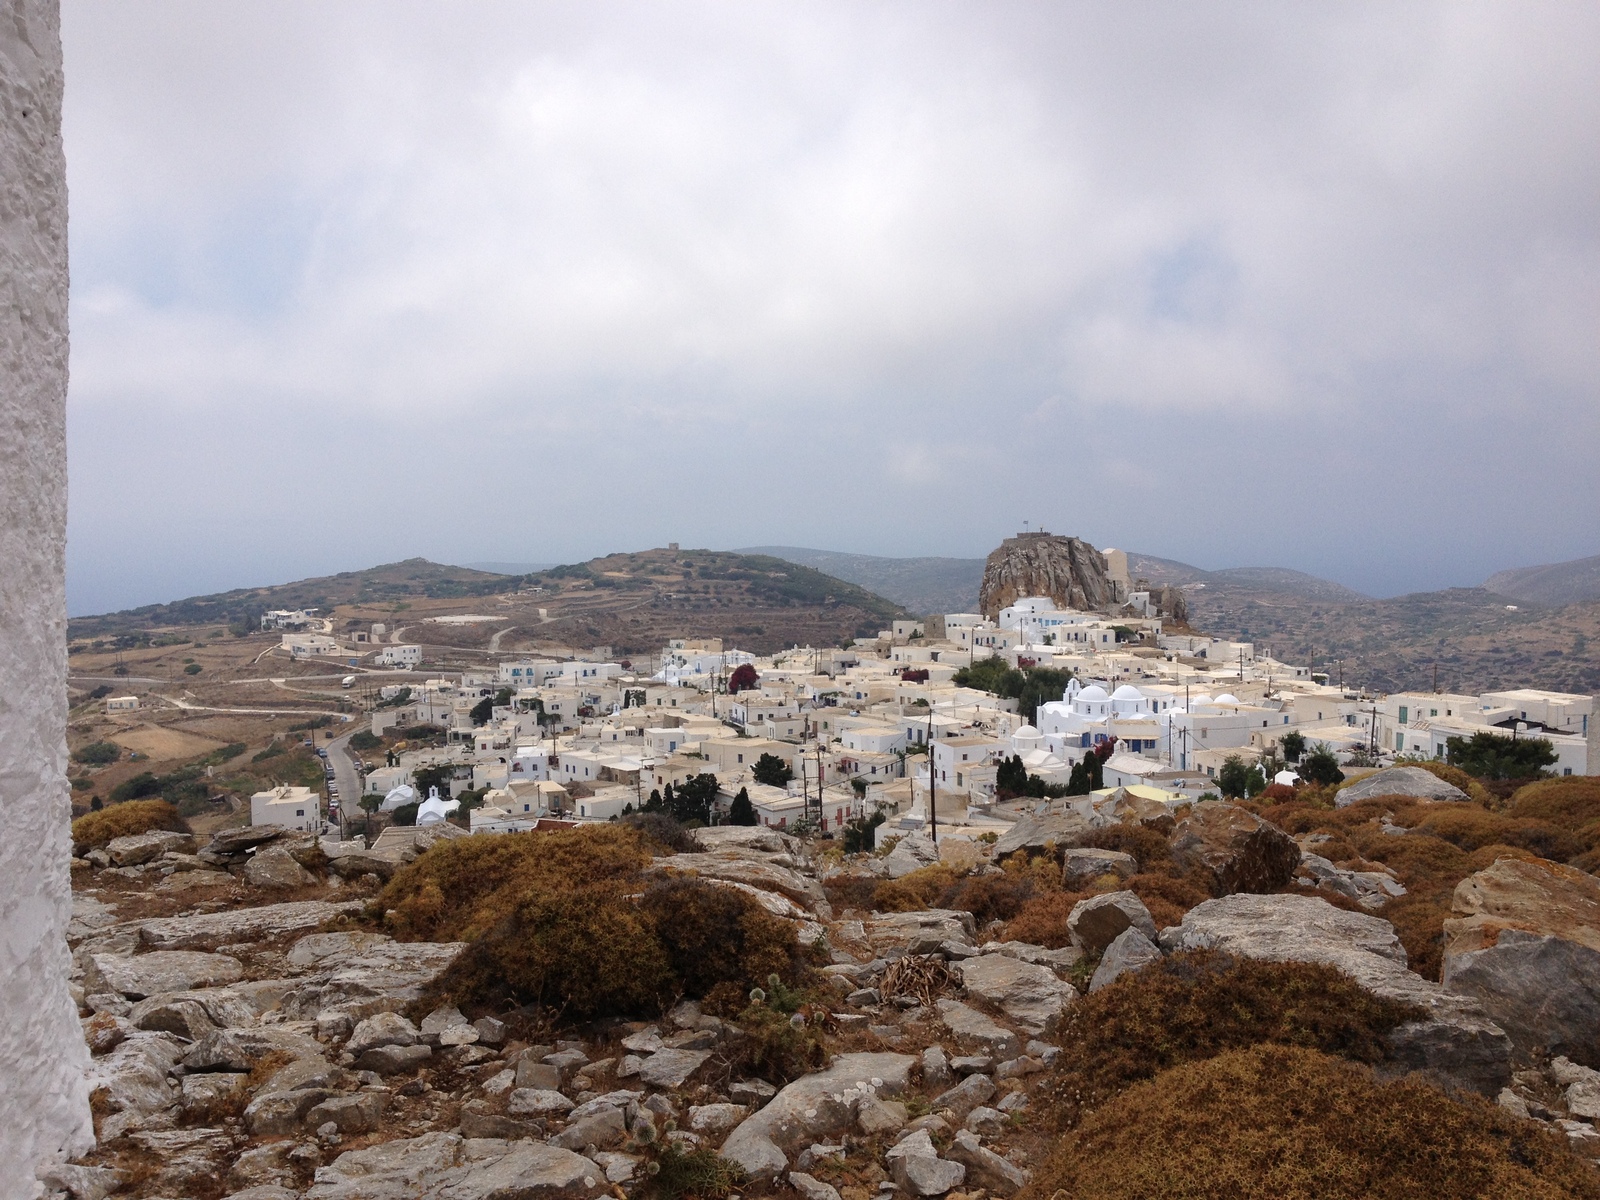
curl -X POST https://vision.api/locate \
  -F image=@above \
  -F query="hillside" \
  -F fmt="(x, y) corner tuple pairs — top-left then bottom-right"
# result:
(739, 546), (985, 614)
(68, 558), (523, 639)
(1484, 552), (1600, 608)
(68, 549), (907, 658)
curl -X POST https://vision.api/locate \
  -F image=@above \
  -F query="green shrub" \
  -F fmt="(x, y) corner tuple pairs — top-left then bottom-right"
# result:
(252, 743), (286, 763)
(349, 730), (382, 752)
(71, 741), (121, 766)
(183, 663), (202, 675)
(644, 1142), (744, 1200)
(109, 772), (162, 803)
(71, 799), (189, 850)
(1028, 1044), (1596, 1200)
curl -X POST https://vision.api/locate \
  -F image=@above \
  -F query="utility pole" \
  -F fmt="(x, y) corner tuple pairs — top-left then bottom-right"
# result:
(926, 707), (938, 846)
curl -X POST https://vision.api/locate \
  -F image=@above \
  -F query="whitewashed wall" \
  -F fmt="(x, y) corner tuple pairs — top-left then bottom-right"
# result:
(0, 0), (96, 1182)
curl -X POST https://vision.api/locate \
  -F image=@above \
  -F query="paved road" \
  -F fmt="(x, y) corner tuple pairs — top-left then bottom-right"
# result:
(322, 727), (365, 835)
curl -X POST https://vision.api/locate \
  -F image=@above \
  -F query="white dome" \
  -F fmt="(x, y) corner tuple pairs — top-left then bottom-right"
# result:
(1190, 694), (1213, 707)
(1215, 693), (1240, 705)
(1111, 685), (1144, 701)
(1077, 685), (1110, 702)
(1015, 724), (1040, 738)
(379, 784), (416, 813)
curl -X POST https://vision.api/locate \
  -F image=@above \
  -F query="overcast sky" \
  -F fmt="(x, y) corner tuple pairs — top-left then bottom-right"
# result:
(62, 1), (1600, 616)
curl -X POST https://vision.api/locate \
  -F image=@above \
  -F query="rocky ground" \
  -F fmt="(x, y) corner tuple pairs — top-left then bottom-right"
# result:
(44, 779), (1600, 1200)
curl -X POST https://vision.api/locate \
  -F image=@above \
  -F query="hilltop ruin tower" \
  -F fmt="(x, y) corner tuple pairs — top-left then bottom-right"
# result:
(977, 530), (1117, 619)
(0, 0), (96, 1176)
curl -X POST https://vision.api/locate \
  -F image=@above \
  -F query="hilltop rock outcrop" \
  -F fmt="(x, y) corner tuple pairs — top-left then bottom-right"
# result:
(978, 533), (1116, 619)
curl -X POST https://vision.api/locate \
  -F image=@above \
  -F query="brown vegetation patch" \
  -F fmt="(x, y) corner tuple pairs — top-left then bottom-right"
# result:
(71, 799), (189, 850)
(384, 824), (807, 1021)
(1027, 1043), (1598, 1200)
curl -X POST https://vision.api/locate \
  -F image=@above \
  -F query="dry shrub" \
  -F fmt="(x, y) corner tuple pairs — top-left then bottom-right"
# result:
(1040, 950), (1425, 1129)
(880, 954), (954, 1007)
(1511, 776), (1600, 835)
(623, 811), (698, 854)
(729, 1002), (826, 1082)
(639, 878), (804, 998)
(822, 874), (880, 913)
(1003, 890), (1090, 948)
(644, 1141), (745, 1200)
(1083, 822), (1173, 870)
(872, 864), (956, 912)
(1124, 871), (1213, 929)
(1406, 804), (1584, 861)
(1257, 781), (1298, 802)
(1029, 1043), (1597, 1200)
(1409, 760), (1480, 793)
(70, 799), (189, 850)
(936, 872), (1037, 925)
(381, 823), (653, 942)
(388, 824), (804, 1020)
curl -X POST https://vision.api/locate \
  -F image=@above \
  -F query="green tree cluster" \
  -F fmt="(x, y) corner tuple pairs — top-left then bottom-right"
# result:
(752, 753), (793, 788)
(1447, 731), (1557, 780)
(951, 659), (1074, 725)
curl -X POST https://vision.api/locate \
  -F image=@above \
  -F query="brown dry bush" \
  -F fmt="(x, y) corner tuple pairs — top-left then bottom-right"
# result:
(70, 799), (189, 850)
(1003, 890), (1089, 948)
(1082, 821), (1173, 869)
(1511, 776), (1600, 827)
(1028, 1043), (1597, 1200)
(387, 824), (805, 1020)
(871, 864), (956, 912)
(1123, 871), (1213, 928)
(1040, 950), (1425, 1128)
(822, 874), (880, 913)
(1406, 804), (1584, 861)
(935, 872), (1038, 925)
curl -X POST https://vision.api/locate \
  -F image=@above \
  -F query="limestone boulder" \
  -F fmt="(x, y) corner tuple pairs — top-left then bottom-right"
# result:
(887, 1129), (965, 1197)
(1089, 926), (1164, 992)
(1170, 801), (1300, 894)
(648, 851), (826, 910)
(1295, 853), (1406, 910)
(956, 954), (1076, 1036)
(244, 846), (315, 889)
(636, 1048), (712, 1089)
(720, 1052), (915, 1180)
(1161, 892), (1511, 1093)
(692, 825), (803, 856)
(991, 807), (1108, 861)
(83, 950), (243, 1000)
(304, 1132), (608, 1200)
(947, 1129), (1028, 1195)
(325, 847), (403, 881)
(862, 910), (977, 954)
(184, 1026), (326, 1072)
(1095, 787), (1179, 833)
(106, 830), (196, 865)
(349, 1011), (420, 1054)
(935, 1000), (1020, 1059)
(86, 1032), (187, 1120)
(278, 938), (467, 1022)
(1441, 857), (1600, 1065)
(135, 899), (363, 950)
(1337, 766), (1469, 807)
(1067, 891), (1157, 954)
(879, 834), (941, 880)
(1060, 847), (1137, 888)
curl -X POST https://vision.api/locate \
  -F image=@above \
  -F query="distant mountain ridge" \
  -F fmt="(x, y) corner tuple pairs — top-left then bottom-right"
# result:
(1484, 553), (1600, 608)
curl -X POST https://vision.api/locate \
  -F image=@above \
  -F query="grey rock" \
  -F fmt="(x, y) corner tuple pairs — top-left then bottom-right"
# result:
(948, 1129), (1029, 1195)
(636, 1048), (711, 1089)
(996, 1091), (1028, 1114)
(245, 1087), (334, 1135)
(551, 1107), (628, 1150)
(544, 1048), (590, 1072)
(355, 1044), (433, 1075)
(957, 954), (1076, 1036)
(592, 1151), (639, 1184)
(348, 1011), (419, 1053)
(862, 910), (977, 954)
(439, 1024), (480, 1047)
(730, 1078), (776, 1107)
(131, 985), (258, 1032)
(84, 1031), (187, 1119)
(965, 1106), (1006, 1134)
(82, 950), (244, 999)
(1443, 929), (1600, 1066)
(245, 846), (316, 889)
(848, 988), (882, 1007)
(225, 1186), (300, 1200)
(474, 1016), (507, 1045)
(36, 1164), (125, 1200)
(950, 1056), (993, 1076)
(921, 1045), (953, 1088)
(688, 1103), (747, 1137)
(107, 830), (196, 866)
(880, 834), (941, 880)
(1068, 891), (1158, 954)
(1337, 767), (1469, 806)
(306, 1091), (389, 1134)
(856, 1096), (909, 1136)
(1296, 853), (1406, 910)
(720, 1052), (916, 1180)
(128, 996), (217, 1041)
(930, 1073), (997, 1123)
(887, 1129), (965, 1197)
(1060, 847), (1138, 887)
(1170, 801), (1301, 895)
(509, 1088), (577, 1116)
(935, 1000), (1020, 1058)
(1163, 892), (1511, 1093)
(518, 1060), (563, 1090)
(1089, 926), (1164, 992)
(789, 1171), (842, 1200)
(180, 1071), (248, 1113)
(461, 1105), (544, 1141)
(983, 940), (1083, 973)
(991, 809), (1108, 861)
(994, 1056), (1044, 1079)
(420, 1005), (468, 1038)
(183, 1026), (326, 1072)
(304, 1131), (608, 1199)
(136, 899), (364, 950)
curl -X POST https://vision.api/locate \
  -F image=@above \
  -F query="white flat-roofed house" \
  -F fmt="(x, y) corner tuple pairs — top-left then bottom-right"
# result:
(251, 785), (320, 833)
(283, 634), (342, 659)
(103, 695), (139, 713)
(375, 644), (423, 668)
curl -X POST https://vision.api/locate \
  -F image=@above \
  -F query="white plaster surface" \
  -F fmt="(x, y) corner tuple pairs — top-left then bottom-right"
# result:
(0, 0), (96, 1186)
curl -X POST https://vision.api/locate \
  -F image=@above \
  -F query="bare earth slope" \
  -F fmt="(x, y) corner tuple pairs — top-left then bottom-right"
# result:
(1485, 553), (1600, 609)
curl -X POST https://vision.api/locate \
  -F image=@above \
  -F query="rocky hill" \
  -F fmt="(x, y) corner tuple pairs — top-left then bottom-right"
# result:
(977, 534), (1116, 619)
(1485, 552), (1600, 609)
